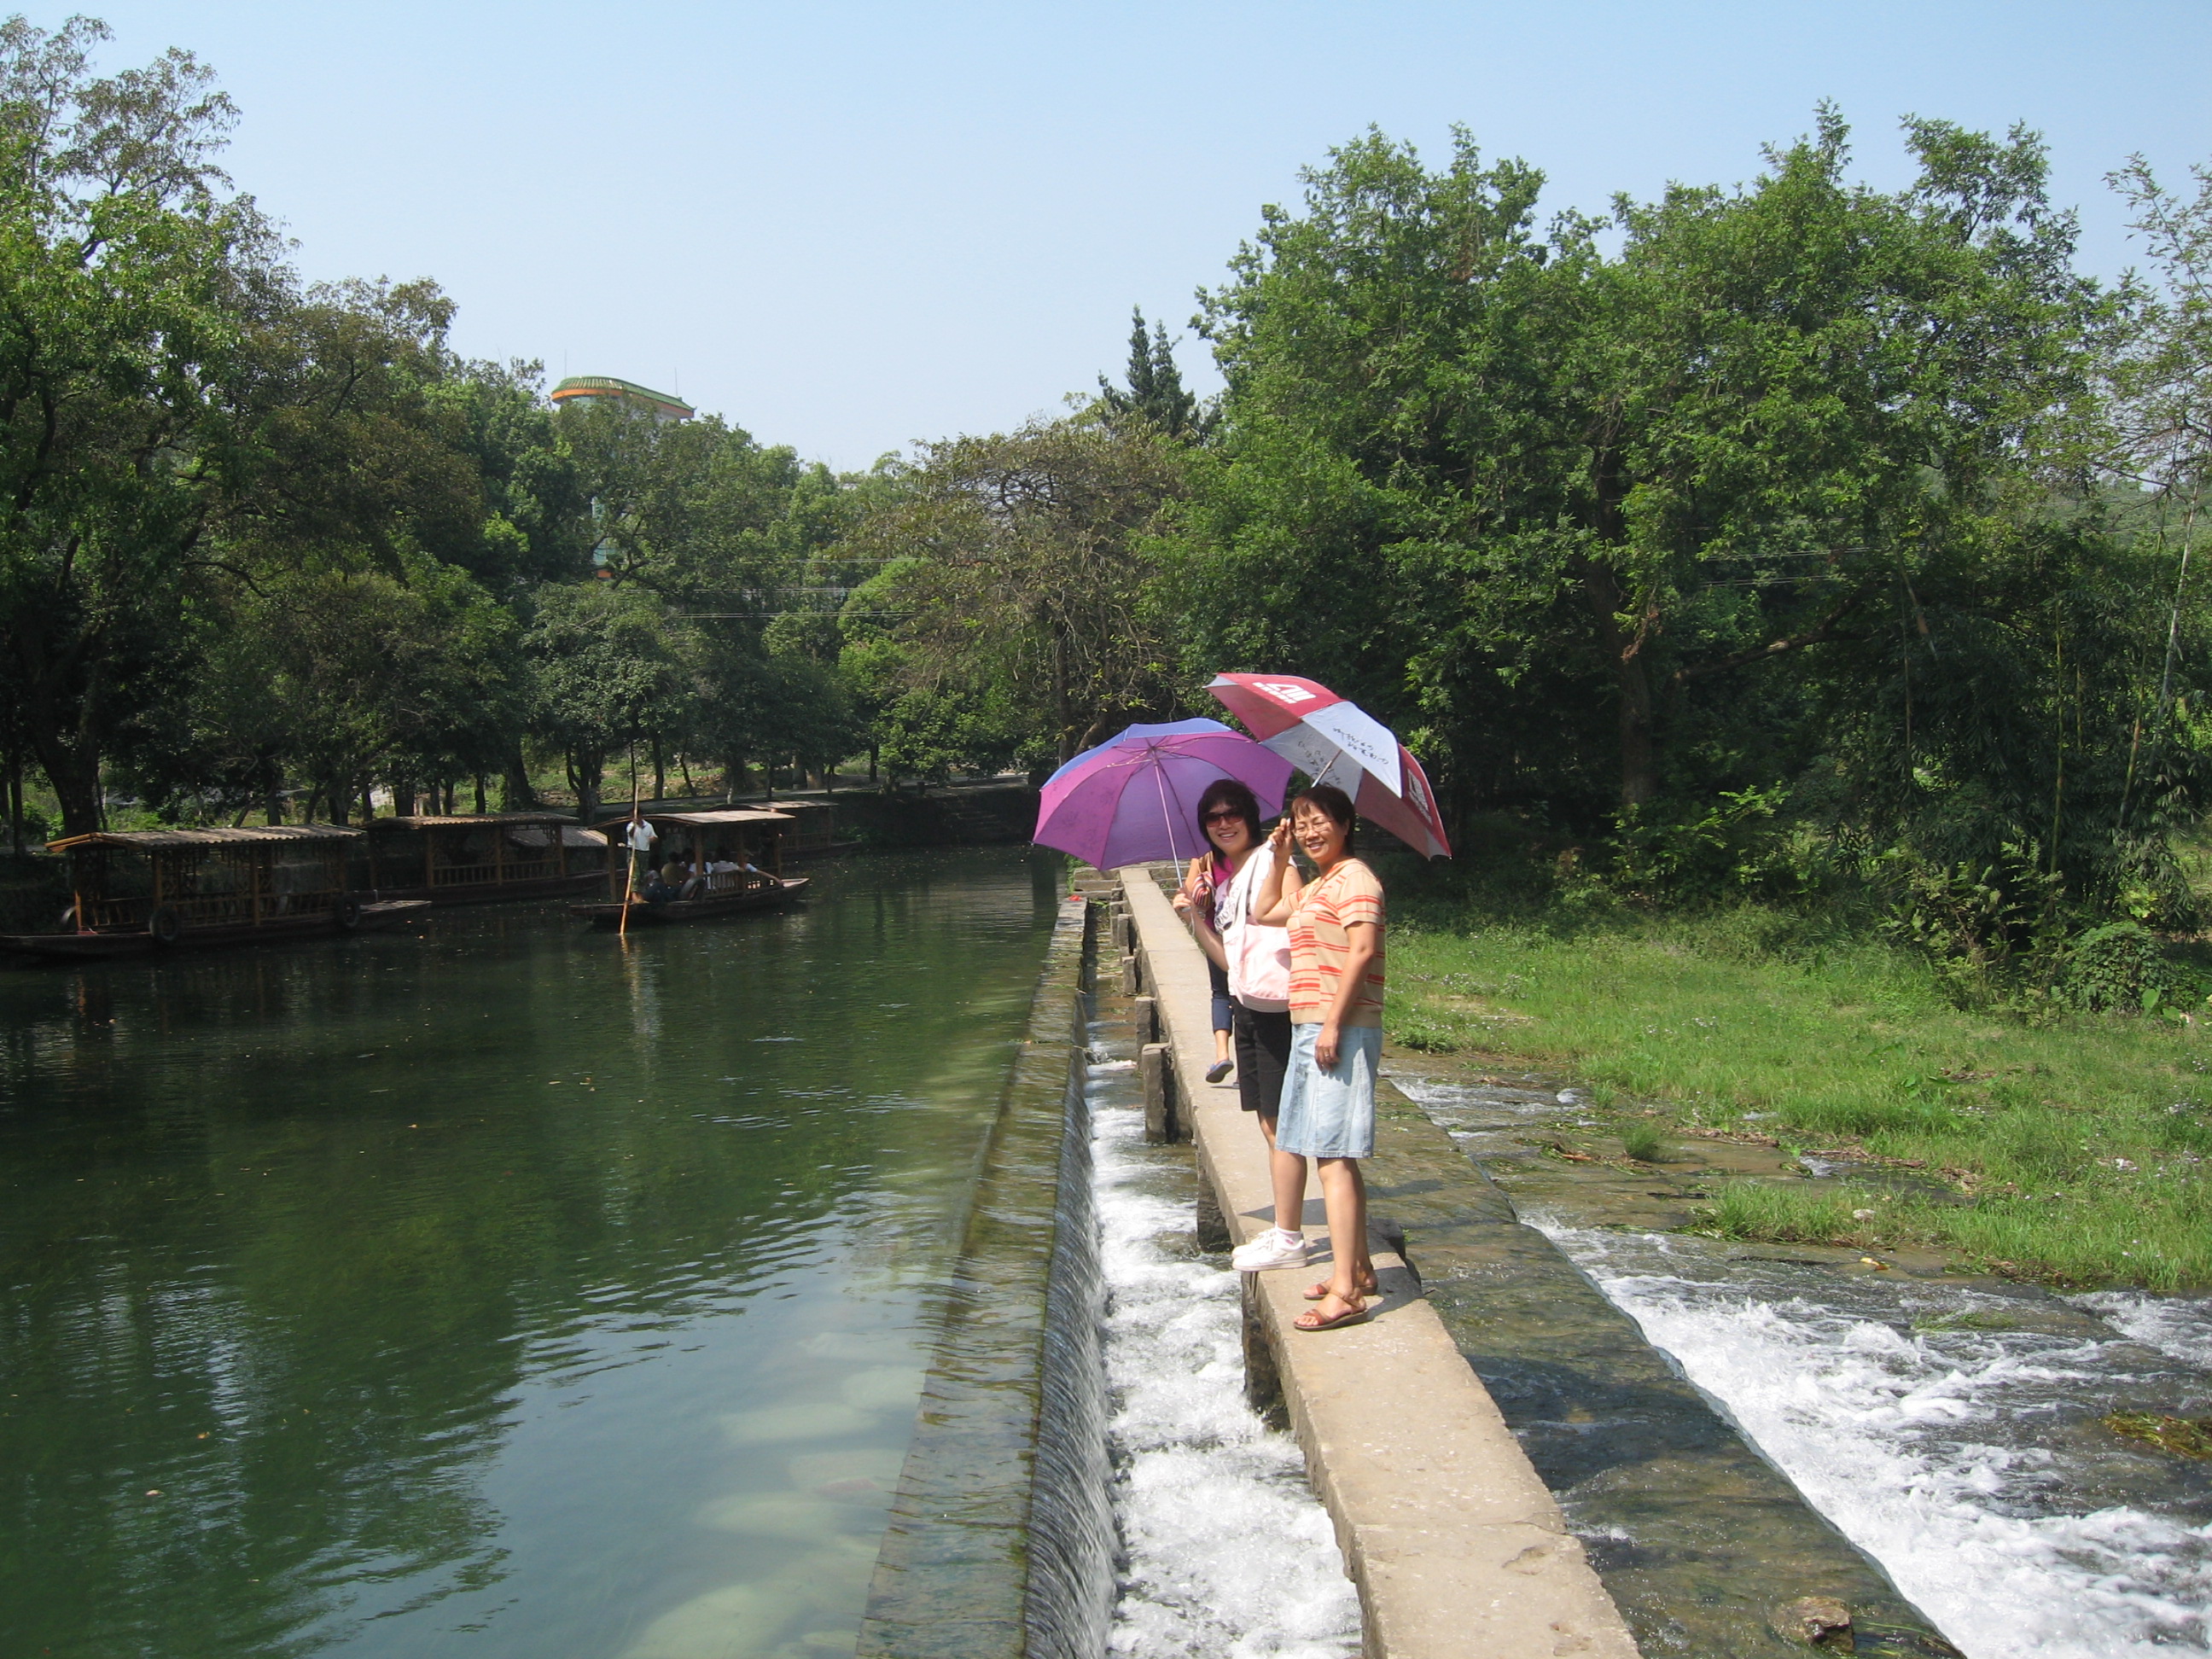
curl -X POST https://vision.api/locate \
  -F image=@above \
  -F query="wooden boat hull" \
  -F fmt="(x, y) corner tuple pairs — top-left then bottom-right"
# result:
(373, 870), (606, 906)
(572, 877), (809, 928)
(0, 899), (430, 961)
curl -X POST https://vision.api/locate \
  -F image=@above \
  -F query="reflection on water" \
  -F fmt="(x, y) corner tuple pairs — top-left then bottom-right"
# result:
(0, 848), (1058, 1659)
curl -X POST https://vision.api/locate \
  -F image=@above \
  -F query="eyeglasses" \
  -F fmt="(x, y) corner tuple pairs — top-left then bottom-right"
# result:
(1202, 810), (1244, 824)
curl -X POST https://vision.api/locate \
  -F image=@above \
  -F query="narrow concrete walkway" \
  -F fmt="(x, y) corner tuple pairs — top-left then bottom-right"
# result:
(1119, 870), (1639, 1659)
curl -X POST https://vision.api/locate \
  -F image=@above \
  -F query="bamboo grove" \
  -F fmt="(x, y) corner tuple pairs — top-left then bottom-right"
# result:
(3, 20), (2209, 953)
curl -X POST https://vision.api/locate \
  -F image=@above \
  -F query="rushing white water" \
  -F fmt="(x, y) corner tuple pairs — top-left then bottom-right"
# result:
(2075, 1290), (2212, 1371)
(1528, 1221), (2212, 1658)
(1386, 1069), (2212, 1657)
(1085, 1055), (1361, 1659)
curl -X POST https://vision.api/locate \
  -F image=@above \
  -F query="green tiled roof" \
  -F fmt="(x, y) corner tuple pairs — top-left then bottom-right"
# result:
(550, 375), (694, 416)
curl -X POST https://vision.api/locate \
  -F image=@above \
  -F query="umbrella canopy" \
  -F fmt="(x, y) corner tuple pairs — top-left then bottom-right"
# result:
(1035, 718), (1294, 870)
(1207, 673), (1452, 859)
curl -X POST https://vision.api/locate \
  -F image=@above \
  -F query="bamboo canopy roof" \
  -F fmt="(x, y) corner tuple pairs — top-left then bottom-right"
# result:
(49, 825), (361, 852)
(368, 813), (577, 830)
(591, 809), (794, 832)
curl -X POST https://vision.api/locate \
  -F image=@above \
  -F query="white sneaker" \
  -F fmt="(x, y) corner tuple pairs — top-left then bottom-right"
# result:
(1231, 1228), (1309, 1272)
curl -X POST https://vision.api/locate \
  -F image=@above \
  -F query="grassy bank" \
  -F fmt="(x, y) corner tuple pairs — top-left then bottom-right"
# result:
(1384, 901), (2212, 1289)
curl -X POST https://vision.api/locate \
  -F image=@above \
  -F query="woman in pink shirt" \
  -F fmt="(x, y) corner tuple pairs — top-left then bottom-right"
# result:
(1246, 783), (1382, 1331)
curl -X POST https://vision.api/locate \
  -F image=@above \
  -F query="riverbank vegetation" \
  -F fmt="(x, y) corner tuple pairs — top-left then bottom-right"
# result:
(1382, 839), (2212, 1287)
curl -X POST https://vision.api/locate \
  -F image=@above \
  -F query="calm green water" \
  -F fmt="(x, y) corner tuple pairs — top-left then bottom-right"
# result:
(0, 847), (1061, 1659)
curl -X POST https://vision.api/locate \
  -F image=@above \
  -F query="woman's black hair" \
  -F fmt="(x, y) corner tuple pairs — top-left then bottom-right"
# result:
(1289, 783), (1357, 852)
(1194, 777), (1264, 848)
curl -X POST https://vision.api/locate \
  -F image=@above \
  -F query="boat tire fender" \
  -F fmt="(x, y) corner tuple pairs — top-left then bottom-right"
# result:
(335, 894), (364, 931)
(148, 905), (183, 946)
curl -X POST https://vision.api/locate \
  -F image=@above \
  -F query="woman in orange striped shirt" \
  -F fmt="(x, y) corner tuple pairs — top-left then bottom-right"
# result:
(1249, 783), (1382, 1331)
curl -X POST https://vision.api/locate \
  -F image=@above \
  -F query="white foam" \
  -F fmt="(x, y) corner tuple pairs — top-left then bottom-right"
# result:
(1089, 1091), (1361, 1658)
(2075, 1290), (2212, 1371)
(1531, 1222), (2212, 1658)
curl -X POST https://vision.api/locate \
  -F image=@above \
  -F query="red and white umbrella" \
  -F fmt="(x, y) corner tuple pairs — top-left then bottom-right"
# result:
(1206, 672), (1452, 859)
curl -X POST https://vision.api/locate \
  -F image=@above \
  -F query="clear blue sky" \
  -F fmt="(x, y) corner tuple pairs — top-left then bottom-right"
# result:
(62, 1), (2212, 469)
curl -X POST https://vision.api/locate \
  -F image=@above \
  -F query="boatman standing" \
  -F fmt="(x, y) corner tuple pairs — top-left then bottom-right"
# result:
(624, 806), (658, 892)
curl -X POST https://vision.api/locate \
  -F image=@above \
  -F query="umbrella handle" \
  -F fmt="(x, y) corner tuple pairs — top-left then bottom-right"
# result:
(1155, 761), (1182, 865)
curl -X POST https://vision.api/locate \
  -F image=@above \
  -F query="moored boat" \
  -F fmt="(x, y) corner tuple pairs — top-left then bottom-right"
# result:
(362, 812), (608, 905)
(767, 800), (860, 862)
(0, 826), (431, 960)
(569, 808), (808, 928)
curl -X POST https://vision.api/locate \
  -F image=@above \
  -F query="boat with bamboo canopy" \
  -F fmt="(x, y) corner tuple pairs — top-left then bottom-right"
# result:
(363, 812), (608, 905)
(762, 800), (859, 862)
(568, 809), (808, 928)
(0, 826), (428, 959)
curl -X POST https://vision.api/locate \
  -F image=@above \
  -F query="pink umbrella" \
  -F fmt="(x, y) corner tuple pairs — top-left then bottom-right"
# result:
(1034, 718), (1295, 870)
(1206, 673), (1452, 859)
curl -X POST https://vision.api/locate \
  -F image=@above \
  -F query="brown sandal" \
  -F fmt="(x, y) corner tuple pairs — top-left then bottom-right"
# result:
(1295, 1294), (1371, 1332)
(1303, 1278), (1379, 1301)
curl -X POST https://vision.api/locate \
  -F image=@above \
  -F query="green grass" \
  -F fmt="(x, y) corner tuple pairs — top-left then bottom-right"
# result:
(1704, 1182), (1866, 1243)
(1387, 905), (2212, 1289)
(1619, 1121), (1666, 1162)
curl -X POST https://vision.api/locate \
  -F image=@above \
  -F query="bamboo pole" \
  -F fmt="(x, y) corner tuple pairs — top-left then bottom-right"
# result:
(619, 746), (640, 940)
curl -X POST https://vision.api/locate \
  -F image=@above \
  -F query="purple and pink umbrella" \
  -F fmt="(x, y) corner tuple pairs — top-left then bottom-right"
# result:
(1034, 718), (1295, 870)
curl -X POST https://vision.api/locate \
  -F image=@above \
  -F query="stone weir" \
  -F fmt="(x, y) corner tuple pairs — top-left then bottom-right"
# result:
(1115, 866), (1964, 1659)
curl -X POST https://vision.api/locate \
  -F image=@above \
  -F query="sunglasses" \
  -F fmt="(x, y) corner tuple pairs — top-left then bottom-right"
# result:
(1202, 810), (1246, 824)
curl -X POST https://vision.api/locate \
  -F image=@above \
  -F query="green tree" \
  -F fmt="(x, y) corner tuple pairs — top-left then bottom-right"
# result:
(438, 358), (592, 590)
(524, 582), (683, 824)
(1175, 115), (2121, 841)
(1097, 306), (1210, 440)
(838, 417), (1186, 767)
(2107, 154), (2212, 495)
(0, 16), (280, 835)
(124, 552), (523, 826)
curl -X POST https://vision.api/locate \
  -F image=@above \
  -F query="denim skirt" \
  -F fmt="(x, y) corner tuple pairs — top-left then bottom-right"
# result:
(1275, 1022), (1380, 1159)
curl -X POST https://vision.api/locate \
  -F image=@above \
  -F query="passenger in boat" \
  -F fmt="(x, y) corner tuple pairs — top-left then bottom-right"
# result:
(658, 857), (710, 899)
(1171, 780), (1308, 1272)
(705, 850), (741, 892)
(1246, 784), (1382, 1332)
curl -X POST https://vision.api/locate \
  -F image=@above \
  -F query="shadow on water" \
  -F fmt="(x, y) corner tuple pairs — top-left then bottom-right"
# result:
(0, 848), (1062, 1659)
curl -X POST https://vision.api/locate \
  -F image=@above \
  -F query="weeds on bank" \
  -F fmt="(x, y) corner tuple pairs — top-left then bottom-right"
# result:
(1380, 885), (2212, 1289)
(1618, 1121), (1665, 1163)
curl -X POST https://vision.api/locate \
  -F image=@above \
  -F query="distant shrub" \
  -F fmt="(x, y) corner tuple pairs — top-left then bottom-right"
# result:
(1389, 1014), (1461, 1053)
(1610, 786), (1802, 904)
(2058, 922), (2186, 1014)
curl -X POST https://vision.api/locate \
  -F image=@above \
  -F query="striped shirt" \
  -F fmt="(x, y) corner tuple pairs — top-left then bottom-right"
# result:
(1288, 859), (1385, 1027)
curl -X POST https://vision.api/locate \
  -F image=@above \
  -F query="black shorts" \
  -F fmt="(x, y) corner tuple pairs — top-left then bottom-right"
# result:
(1231, 1004), (1293, 1117)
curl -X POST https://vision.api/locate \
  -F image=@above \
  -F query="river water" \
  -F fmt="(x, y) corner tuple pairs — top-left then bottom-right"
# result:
(0, 848), (1060, 1659)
